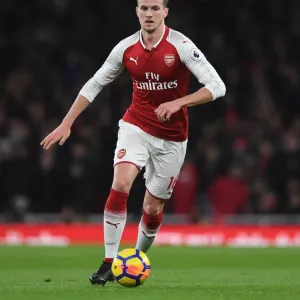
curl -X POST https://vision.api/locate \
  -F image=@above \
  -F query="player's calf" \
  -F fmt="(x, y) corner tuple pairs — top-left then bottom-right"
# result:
(135, 207), (163, 253)
(104, 189), (128, 260)
(89, 188), (129, 285)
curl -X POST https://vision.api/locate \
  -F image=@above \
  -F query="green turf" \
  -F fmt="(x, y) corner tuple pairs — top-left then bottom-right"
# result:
(0, 246), (300, 300)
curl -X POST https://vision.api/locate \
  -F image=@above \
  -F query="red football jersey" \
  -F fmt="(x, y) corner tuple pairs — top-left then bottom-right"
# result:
(80, 26), (225, 142)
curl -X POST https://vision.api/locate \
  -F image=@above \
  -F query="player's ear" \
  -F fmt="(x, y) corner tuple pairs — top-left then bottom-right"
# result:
(136, 6), (139, 17)
(164, 8), (169, 18)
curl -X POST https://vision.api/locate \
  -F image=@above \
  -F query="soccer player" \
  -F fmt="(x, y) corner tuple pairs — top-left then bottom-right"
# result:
(40, 0), (226, 286)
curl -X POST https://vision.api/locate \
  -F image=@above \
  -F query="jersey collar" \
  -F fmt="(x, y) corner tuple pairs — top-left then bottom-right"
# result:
(140, 25), (167, 50)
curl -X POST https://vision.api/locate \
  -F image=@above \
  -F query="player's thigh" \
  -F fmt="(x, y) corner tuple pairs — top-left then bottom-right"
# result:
(145, 139), (187, 200)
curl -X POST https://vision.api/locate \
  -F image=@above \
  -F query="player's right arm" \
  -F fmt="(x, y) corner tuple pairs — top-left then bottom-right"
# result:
(40, 43), (125, 150)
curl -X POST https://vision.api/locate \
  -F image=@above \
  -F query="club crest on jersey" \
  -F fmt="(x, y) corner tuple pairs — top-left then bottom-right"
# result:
(117, 149), (126, 159)
(164, 54), (175, 67)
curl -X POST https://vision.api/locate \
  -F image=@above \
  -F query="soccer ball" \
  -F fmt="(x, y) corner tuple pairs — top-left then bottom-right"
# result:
(111, 248), (151, 287)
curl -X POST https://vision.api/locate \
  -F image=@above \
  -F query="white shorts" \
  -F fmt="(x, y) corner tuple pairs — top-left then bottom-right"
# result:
(113, 120), (187, 200)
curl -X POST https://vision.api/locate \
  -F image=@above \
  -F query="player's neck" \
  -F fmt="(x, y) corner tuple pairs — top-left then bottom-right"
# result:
(141, 23), (165, 50)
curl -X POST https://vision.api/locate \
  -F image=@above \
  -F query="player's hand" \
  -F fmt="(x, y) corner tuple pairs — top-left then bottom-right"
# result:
(154, 100), (182, 122)
(40, 123), (71, 150)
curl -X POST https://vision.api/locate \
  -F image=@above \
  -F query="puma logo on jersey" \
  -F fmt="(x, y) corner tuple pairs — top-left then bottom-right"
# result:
(130, 57), (139, 65)
(106, 221), (121, 229)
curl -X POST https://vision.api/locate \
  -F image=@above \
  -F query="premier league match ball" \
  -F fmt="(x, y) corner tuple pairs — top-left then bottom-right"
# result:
(111, 248), (151, 287)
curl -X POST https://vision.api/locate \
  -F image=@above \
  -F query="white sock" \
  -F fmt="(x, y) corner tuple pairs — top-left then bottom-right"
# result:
(104, 209), (127, 259)
(135, 221), (160, 253)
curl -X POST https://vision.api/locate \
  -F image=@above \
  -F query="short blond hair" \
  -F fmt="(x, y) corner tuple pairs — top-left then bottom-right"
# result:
(137, 0), (169, 8)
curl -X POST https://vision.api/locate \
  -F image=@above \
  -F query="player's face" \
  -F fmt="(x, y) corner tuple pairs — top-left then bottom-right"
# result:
(136, 0), (169, 34)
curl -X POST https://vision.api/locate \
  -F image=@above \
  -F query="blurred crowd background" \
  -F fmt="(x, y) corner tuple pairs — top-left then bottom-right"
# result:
(0, 0), (300, 223)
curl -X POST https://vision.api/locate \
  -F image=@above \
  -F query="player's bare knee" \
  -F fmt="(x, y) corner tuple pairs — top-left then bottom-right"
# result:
(112, 178), (133, 194)
(143, 201), (164, 216)
(112, 163), (139, 193)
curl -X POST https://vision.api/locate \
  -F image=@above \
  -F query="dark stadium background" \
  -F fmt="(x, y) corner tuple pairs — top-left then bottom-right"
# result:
(0, 0), (300, 225)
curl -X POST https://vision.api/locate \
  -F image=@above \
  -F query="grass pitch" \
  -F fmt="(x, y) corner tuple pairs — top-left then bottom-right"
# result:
(0, 246), (300, 300)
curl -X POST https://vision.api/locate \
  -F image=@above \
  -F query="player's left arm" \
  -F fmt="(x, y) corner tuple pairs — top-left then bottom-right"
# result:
(177, 46), (226, 107)
(155, 40), (226, 122)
